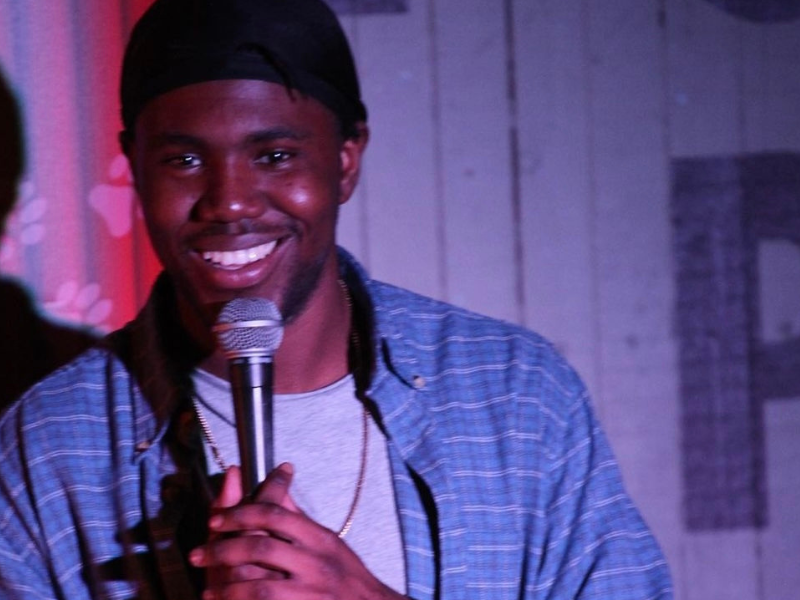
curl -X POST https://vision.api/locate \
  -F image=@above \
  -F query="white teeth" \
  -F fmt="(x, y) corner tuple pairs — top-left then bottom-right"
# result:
(202, 240), (277, 268)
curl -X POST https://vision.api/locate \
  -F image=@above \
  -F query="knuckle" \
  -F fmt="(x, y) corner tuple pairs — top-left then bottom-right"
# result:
(317, 528), (341, 552)
(316, 555), (345, 589)
(251, 534), (276, 556)
(264, 502), (284, 517)
(252, 584), (274, 600)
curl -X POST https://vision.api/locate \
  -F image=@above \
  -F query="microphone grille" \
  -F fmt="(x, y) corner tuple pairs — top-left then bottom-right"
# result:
(214, 297), (284, 359)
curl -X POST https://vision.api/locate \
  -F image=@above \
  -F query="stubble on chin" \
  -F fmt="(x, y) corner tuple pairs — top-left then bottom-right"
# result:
(277, 250), (330, 326)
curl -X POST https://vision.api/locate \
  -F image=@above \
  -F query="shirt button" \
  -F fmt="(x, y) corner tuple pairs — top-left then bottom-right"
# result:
(412, 375), (426, 389)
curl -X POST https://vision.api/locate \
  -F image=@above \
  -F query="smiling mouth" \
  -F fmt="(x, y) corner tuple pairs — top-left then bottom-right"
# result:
(201, 240), (278, 269)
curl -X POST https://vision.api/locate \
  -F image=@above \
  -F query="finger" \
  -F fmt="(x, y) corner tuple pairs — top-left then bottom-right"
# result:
(252, 462), (294, 506)
(281, 489), (301, 513)
(204, 578), (301, 600)
(208, 464), (294, 537)
(214, 563), (287, 584)
(207, 501), (306, 540)
(190, 531), (315, 574)
(212, 466), (244, 511)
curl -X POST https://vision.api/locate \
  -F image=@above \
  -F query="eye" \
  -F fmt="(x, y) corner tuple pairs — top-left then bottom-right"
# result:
(164, 154), (202, 169)
(255, 150), (294, 166)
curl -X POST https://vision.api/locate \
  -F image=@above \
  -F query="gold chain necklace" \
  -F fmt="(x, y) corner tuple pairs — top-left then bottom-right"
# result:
(193, 279), (368, 539)
(193, 400), (229, 472)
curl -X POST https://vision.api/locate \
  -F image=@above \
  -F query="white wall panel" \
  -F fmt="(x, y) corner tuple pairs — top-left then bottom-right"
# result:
(514, 0), (599, 394)
(583, 0), (683, 587)
(333, 15), (368, 263)
(762, 400), (800, 600)
(667, 0), (744, 157)
(348, 4), (443, 299)
(741, 22), (800, 152)
(684, 531), (760, 600)
(432, 0), (518, 322)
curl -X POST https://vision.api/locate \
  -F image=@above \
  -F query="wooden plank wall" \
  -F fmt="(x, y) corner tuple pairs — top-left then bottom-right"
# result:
(339, 2), (800, 599)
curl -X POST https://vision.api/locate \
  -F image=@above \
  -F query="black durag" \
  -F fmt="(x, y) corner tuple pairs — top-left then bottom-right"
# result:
(120, 0), (367, 133)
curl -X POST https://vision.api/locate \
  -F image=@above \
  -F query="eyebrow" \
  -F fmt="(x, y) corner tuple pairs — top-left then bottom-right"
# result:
(147, 127), (311, 149)
(147, 132), (203, 148)
(246, 127), (310, 144)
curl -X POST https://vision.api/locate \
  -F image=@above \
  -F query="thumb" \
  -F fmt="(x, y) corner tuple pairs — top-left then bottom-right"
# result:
(253, 462), (300, 512)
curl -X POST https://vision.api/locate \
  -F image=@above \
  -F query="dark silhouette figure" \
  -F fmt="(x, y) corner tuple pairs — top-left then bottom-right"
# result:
(0, 67), (98, 409)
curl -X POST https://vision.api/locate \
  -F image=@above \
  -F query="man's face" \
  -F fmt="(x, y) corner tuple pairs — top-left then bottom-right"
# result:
(126, 79), (365, 331)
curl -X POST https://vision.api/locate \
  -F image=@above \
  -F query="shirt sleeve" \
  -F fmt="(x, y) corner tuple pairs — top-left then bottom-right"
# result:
(530, 389), (674, 599)
(0, 406), (60, 600)
(0, 525), (57, 600)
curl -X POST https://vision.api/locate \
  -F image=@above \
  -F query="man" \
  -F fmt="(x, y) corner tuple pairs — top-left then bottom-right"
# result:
(0, 0), (673, 598)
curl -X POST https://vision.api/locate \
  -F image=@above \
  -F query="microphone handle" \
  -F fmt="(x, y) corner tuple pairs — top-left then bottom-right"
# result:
(229, 356), (274, 495)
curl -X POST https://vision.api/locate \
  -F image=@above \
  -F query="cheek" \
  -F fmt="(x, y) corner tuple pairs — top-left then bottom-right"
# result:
(138, 195), (191, 262)
(139, 208), (177, 264)
(138, 178), (196, 231)
(140, 195), (180, 233)
(276, 176), (340, 224)
(297, 161), (345, 213)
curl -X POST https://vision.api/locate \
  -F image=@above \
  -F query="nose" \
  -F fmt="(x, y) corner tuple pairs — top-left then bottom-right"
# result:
(194, 161), (264, 222)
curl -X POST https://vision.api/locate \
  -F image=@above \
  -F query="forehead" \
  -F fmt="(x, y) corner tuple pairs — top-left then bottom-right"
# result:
(133, 79), (339, 141)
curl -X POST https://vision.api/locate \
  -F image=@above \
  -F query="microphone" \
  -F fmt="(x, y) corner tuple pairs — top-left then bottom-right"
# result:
(213, 297), (284, 495)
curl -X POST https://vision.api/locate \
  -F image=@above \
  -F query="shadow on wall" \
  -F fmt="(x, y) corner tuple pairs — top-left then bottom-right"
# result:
(703, 0), (800, 22)
(0, 67), (98, 409)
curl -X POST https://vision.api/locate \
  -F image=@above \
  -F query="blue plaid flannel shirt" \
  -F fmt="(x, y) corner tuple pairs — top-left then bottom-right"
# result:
(0, 249), (672, 599)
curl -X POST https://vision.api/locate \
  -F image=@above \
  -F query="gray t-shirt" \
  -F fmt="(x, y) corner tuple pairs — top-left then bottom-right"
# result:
(193, 369), (407, 593)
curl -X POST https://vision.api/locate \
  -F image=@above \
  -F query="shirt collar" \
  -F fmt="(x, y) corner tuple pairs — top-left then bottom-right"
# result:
(336, 248), (439, 451)
(336, 247), (427, 389)
(107, 274), (200, 462)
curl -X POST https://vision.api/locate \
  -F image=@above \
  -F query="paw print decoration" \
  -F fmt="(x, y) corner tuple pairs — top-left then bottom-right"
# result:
(44, 280), (113, 332)
(88, 154), (137, 238)
(0, 180), (47, 267)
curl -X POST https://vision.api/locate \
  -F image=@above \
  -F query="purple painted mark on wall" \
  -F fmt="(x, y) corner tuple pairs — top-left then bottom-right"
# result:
(325, 0), (407, 15)
(671, 152), (800, 531)
(703, 0), (800, 22)
(747, 155), (800, 402)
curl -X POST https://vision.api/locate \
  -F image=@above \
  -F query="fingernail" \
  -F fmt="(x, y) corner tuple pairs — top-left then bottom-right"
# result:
(270, 462), (293, 483)
(208, 515), (223, 530)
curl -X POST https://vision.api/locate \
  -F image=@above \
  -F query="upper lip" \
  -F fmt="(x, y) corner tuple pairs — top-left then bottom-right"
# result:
(198, 239), (279, 265)
(194, 237), (278, 252)
(189, 227), (287, 251)
(188, 220), (289, 250)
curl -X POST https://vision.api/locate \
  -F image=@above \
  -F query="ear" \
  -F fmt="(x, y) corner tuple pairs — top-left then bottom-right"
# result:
(338, 122), (369, 205)
(118, 130), (141, 193)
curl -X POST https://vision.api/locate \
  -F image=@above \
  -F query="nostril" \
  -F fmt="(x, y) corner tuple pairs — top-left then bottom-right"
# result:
(197, 184), (264, 222)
